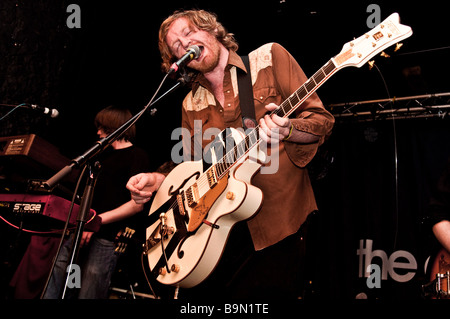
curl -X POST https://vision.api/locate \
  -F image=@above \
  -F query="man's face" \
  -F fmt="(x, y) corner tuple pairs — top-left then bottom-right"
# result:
(165, 17), (222, 73)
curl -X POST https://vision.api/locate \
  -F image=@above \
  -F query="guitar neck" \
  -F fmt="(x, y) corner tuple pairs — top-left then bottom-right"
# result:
(273, 59), (337, 119)
(213, 11), (414, 179)
(214, 58), (338, 179)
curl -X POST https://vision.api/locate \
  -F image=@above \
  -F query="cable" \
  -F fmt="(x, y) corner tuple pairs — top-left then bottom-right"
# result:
(0, 206), (98, 235)
(140, 252), (158, 298)
(38, 72), (173, 298)
(113, 73), (171, 144)
(0, 215), (75, 234)
(0, 103), (27, 121)
(373, 63), (399, 251)
(396, 45), (450, 56)
(159, 214), (171, 274)
(40, 165), (87, 299)
(121, 72), (176, 300)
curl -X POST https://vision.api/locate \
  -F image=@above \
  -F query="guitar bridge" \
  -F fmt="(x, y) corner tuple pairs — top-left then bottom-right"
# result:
(142, 225), (162, 255)
(143, 237), (160, 255)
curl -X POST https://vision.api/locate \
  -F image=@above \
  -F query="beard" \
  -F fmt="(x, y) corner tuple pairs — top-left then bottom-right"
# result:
(191, 42), (221, 74)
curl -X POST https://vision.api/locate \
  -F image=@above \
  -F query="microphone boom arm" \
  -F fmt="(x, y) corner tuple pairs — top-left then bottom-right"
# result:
(43, 75), (183, 189)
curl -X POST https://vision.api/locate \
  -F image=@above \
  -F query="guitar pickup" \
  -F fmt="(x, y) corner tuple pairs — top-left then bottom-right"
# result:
(185, 183), (200, 207)
(177, 192), (186, 215)
(206, 166), (218, 188)
(184, 166), (219, 208)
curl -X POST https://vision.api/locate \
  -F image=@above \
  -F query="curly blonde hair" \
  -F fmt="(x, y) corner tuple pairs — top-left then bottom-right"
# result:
(158, 9), (239, 72)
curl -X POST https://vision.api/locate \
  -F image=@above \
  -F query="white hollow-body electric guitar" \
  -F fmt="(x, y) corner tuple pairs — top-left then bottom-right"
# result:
(143, 13), (413, 288)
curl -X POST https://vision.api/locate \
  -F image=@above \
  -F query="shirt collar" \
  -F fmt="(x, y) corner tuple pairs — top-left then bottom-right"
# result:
(228, 50), (247, 72)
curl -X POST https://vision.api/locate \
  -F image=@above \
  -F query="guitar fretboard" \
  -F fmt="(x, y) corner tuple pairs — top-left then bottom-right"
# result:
(214, 59), (337, 179)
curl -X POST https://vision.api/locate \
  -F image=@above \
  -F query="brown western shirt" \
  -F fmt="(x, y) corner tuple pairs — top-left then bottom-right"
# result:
(181, 43), (334, 250)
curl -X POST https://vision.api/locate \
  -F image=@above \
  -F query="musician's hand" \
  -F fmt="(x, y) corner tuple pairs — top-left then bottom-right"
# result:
(259, 103), (320, 144)
(126, 172), (165, 204)
(81, 231), (94, 246)
(259, 103), (292, 143)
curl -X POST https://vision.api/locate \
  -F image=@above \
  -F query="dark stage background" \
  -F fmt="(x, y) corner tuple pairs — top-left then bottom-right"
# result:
(1, 0), (450, 300)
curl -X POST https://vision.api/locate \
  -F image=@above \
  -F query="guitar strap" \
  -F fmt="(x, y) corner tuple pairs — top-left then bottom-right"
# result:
(237, 55), (257, 131)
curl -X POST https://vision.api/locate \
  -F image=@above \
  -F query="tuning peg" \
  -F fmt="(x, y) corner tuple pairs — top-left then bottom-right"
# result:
(368, 60), (375, 70)
(394, 43), (403, 52)
(380, 51), (390, 58)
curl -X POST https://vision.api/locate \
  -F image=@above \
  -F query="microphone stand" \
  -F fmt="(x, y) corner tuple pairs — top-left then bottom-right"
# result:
(41, 74), (186, 298)
(61, 161), (100, 299)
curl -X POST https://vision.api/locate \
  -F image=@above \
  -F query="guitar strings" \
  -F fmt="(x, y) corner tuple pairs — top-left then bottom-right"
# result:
(214, 60), (337, 179)
(372, 62), (399, 252)
(163, 62), (335, 212)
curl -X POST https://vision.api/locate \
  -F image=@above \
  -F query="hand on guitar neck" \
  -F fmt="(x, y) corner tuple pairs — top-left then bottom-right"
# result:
(259, 103), (320, 144)
(126, 172), (166, 204)
(259, 103), (293, 142)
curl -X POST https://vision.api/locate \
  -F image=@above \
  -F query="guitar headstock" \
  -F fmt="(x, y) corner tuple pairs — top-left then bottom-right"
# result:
(333, 13), (413, 69)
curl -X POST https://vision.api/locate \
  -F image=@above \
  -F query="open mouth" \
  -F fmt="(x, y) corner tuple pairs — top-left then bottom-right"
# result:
(196, 46), (204, 60)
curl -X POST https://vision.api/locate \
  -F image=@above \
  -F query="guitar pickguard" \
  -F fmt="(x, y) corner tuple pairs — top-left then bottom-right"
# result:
(168, 171), (200, 197)
(144, 128), (263, 287)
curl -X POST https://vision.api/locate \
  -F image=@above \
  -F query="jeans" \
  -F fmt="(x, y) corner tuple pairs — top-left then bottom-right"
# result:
(43, 235), (119, 299)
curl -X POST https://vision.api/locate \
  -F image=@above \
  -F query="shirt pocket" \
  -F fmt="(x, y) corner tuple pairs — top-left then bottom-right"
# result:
(253, 87), (279, 105)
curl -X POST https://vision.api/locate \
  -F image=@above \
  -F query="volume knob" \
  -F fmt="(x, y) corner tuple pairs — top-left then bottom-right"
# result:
(171, 264), (180, 273)
(159, 267), (167, 276)
(226, 191), (235, 200)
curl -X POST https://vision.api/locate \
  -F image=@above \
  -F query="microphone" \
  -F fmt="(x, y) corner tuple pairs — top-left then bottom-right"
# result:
(26, 104), (59, 118)
(167, 45), (202, 74)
